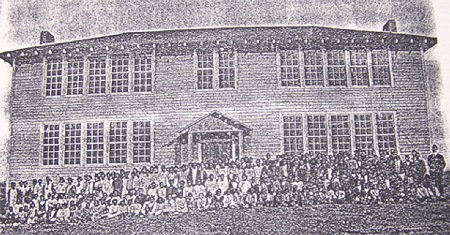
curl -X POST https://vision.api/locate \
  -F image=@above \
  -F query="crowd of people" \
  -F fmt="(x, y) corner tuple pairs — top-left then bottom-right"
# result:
(1, 145), (446, 225)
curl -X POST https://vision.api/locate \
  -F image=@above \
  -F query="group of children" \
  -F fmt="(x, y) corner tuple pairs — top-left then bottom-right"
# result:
(1, 148), (446, 225)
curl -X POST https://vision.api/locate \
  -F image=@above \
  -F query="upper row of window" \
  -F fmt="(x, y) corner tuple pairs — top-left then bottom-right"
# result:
(279, 49), (391, 87)
(44, 49), (391, 97)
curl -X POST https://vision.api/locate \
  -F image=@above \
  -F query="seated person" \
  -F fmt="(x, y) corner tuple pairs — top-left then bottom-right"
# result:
(142, 195), (156, 216)
(17, 206), (27, 224)
(152, 197), (166, 216)
(175, 192), (189, 213)
(27, 203), (37, 224)
(195, 192), (208, 211)
(165, 194), (177, 214)
(106, 198), (122, 219)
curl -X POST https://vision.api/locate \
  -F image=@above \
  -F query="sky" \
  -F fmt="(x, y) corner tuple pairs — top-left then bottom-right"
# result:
(0, 0), (437, 50)
(0, 0), (449, 180)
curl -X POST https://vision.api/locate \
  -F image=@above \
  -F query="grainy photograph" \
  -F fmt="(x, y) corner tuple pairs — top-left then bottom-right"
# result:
(0, 0), (449, 234)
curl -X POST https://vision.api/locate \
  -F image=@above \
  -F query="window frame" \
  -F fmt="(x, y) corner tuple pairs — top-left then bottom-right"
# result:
(330, 114), (352, 154)
(326, 50), (347, 87)
(66, 57), (85, 96)
(87, 56), (107, 95)
(352, 113), (375, 155)
(278, 49), (301, 87)
(281, 115), (304, 155)
(371, 49), (393, 87)
(132, 121), (154, 163)
(44, 57), (63, 97)
(303, 50), (325, 87)
(306, 114), (329, 155)
(349, 49), (370, 87)
(41, 123), (62, 167)
(63, 123), (83, 165)
(41, 119), (154, 167)
(110, 54), (131, 94)
(375, 112), (399, 154)
(279, 111), (397, 156)
(133, 53), (155, 93)
(86, 121), (106, 165)
(194, 48), (237, 90)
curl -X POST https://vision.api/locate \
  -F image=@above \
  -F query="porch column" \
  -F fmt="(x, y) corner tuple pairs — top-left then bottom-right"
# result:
(232, 137), (237, 162)
(187, 132), (193, 162)
(197, 142), (202, 163)
(238, 130), (244, 159)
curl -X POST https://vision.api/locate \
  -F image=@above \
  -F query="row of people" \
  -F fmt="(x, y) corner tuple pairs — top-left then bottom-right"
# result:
(2, 145), (446, 225)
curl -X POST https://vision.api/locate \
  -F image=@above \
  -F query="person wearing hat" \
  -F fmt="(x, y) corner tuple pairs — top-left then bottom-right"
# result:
(428, 144), (446, 197)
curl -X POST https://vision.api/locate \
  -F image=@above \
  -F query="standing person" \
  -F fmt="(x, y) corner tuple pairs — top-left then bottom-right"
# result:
(8, 182), (18, 213)
(428, 144), (446, 197)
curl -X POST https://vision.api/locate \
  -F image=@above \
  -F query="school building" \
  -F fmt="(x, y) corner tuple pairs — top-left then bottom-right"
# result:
(0, 20), (438, 180)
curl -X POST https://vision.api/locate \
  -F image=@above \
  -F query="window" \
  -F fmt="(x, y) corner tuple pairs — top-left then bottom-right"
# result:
(304, 50), (324, 86)
(330, 115), (351, 154)
(372, 50), (391, 86)
(350, 50), (369, 86)
(197, 50), (214, 89)
(88, 57), (106, 94)
(43, 124), (60, 165)
(376, 113), (397, 153)
(354, 114), (374, 154)
(45, 60), (62, 96)
(134, 56), (152, 92)
(307, 115), (327, 155)
(111, 55), (129, 93)
(64, 124), (81, 165)
(280, 50), (300, 86)
(110, 121), (128, 163)
(218, 50), (235, 88)
(67, 60), (84, 95)
(327, 50), (347, 86)
(87, 122), (104, 164)
(133, 121), (152, 163)
(283, 116), (303, 155)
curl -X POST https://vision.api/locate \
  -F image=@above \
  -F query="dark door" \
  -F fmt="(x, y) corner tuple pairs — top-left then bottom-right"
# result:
(201, 141), (232, 164)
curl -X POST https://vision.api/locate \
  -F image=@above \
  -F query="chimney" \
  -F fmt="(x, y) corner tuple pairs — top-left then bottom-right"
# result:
(383, 19), (397, 32)
(40, 31), (55, 45)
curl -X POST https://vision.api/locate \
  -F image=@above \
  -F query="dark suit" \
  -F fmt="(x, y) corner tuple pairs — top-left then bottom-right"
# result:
(428, 153), (446, 195)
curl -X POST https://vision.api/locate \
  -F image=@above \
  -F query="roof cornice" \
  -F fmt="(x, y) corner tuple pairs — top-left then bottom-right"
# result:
(0, 25), (437, 65)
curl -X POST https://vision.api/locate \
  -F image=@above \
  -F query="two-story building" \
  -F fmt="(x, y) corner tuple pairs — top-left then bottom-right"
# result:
(0, 21), (437, 180)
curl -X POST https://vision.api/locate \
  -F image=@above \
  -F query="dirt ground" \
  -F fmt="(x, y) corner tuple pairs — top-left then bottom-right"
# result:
(1, 201), (449, 235)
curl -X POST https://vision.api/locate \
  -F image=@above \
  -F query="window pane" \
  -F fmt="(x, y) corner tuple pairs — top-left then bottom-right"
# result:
(197, 50), (214, 89)
(283, 116), (303, 155)
(218, 51), (235, 88)
(64, 123), (82, 165)
(110, 121), (127, 163)
(350, 50), (369, 86)
(133, 121), (152, 163)
(377, 113), (397, 153)
(67, 60), (84, 95)
(330, 115), (351, 154)
(87, 122), (104, 164)
(45, 60), (63, 96)
(280, 50), (300, 86)
(327, 50), (347, 86)
(134, 56), (152, 92)
(372, 50), (391, 86)
(111, 55), (130, 93)
(354, 114), (374, 154)
(307, 115), (327, 155)
(43, 124), (60, 165)
(304, 50), (324, 86)
(88, 58), (107, 94)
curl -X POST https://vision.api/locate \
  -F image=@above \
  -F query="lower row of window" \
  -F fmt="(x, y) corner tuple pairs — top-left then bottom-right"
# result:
(43, 121), (152, 166)
(283, 113), (397, 155)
